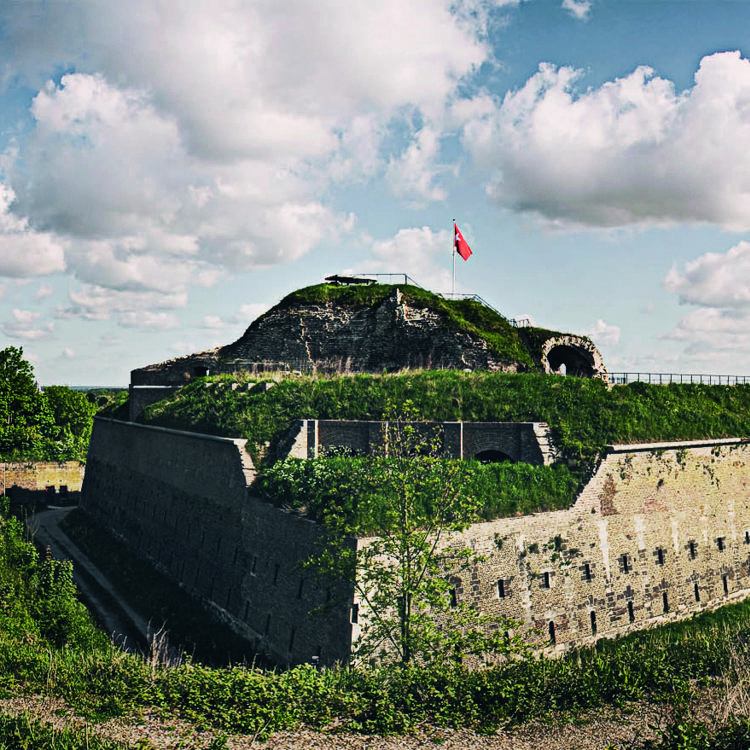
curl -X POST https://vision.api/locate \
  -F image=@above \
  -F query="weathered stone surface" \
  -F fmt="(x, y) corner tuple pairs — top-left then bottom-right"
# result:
(129, 287), (608, 412)
(82, 418), (750, 665)
(219, 289), (525, 374)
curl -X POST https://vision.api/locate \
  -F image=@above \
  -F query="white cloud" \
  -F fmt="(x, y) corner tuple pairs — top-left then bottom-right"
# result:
(368, 226), (456, 291)
(2, 308), (54, 340)
(663, 307), (750, 354)
(665, 241), (750, 308)
(119, 311), (181, 331)
(0, 182), (66, 277)
(56, 284), (187, 324)
(0, 0), (494, 319)
(386, 127), (448, 204)
(35, 284), (54, 300)
(588, 318), (620, 347)
(664, 241), (750, 363)
(201, 316), (225, 330)
(462, 51), (750, 230)
(562, 0), (592, 21)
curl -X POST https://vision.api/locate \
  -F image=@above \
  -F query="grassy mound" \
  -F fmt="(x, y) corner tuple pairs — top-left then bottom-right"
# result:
(140, 370), (750, 466)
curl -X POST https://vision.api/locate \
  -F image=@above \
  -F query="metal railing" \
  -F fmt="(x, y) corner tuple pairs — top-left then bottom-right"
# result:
(344, 273), (423, 287)
(441, 292), (505, 317)
(609, 372), (750, 386)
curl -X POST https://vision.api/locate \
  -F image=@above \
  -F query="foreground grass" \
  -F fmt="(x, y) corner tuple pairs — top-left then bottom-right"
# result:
(0, 712), (130, 750)
(6, 590), (750, 741)
(8, 503), (750, 747)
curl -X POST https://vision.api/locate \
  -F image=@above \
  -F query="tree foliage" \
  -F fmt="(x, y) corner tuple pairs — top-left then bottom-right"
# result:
(0, 346), (96, 461)
(303, 405), (527, 667)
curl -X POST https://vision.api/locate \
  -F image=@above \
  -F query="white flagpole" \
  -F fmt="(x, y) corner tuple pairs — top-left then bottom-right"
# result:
(451, 219), (456, 296)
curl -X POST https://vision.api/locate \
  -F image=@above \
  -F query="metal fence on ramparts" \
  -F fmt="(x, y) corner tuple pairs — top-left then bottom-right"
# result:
(609, 372), (750, 386)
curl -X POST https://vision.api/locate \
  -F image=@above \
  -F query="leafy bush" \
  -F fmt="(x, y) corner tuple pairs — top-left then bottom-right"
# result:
(255, 455), (581, 526)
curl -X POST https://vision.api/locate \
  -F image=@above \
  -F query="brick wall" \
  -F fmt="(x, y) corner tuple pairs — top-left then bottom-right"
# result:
(443, 438), (750, 652)
(1, 461), (85, 497)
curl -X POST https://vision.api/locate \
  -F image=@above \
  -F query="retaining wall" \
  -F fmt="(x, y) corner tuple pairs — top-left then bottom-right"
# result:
(286, 419), (557, 465)
(81, 418), (354, 666)
(82, 416), (750, 663)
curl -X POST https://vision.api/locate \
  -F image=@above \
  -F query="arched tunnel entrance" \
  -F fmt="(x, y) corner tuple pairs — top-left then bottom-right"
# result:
(546, 344), (596, 377)
(540, 335), (609, 381)
(474, 449), (514, 464)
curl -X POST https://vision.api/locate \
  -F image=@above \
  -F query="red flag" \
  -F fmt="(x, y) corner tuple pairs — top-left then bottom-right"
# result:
(454, 221), (472, 261)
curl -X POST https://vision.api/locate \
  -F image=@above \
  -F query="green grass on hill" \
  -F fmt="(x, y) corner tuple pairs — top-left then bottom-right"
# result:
(140, 370), (750, 466)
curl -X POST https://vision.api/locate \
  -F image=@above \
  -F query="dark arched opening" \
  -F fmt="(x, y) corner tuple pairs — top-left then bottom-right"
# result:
(474, 449), (514, 464)
(546, 344), (595, 378)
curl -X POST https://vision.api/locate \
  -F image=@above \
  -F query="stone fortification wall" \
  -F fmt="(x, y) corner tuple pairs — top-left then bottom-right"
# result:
(285, 419), (557, 465)
(1, 461), (84, 500)
(82, 418), (354, 666)
(82, 416), (750, 663)
(439, 438), (750, 650)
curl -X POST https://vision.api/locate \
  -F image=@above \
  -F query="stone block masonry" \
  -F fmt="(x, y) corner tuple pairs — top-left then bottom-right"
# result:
(285, 419), (558, 465)
(82, 416), (750, 664)
(449, 438), (750, 651)
(1, 461), (85, 500)
(82, 418), (354, 666)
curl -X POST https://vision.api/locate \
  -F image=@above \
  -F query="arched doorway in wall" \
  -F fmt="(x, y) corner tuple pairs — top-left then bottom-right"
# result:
(540, 335), (609, 381)
(474, 449), (514, 464)
(545, 344), (596, 378)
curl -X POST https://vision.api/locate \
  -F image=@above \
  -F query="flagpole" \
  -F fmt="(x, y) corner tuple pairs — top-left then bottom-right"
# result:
(451, 219), (455, 296)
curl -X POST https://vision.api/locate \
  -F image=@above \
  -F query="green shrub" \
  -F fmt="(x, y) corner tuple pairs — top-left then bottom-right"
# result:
(255, 456), (581, 525)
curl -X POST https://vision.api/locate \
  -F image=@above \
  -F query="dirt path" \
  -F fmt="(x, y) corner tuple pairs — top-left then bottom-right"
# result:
(0, 694), (668, 750)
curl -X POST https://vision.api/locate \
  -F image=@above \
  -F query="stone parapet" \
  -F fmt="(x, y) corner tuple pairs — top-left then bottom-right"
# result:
(285, 419), (557, 465)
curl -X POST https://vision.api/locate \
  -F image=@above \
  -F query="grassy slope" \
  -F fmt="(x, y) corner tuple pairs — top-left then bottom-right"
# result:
(140, 370), (750, 465)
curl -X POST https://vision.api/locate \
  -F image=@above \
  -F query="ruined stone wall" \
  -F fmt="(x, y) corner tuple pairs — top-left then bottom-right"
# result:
(440, 438), (750, 651)
(82, 418), (354, 666)
(219, 291), (524, 374)
(1, 461), (85, 498)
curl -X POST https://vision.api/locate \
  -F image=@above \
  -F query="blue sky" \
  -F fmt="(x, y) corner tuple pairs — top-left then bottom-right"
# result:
(2, 0), (750, 385)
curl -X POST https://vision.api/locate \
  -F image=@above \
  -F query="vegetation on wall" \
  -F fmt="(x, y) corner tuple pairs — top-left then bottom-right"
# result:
(141, 369), (750, 468)
(257, 455), (579, 526)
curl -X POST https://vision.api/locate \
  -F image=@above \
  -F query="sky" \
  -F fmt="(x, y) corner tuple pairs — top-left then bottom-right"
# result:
(2, 0), (750, 385)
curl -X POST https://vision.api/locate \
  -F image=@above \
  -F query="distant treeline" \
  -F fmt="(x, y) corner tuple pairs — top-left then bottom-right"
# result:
(0, 346), (126, 462)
